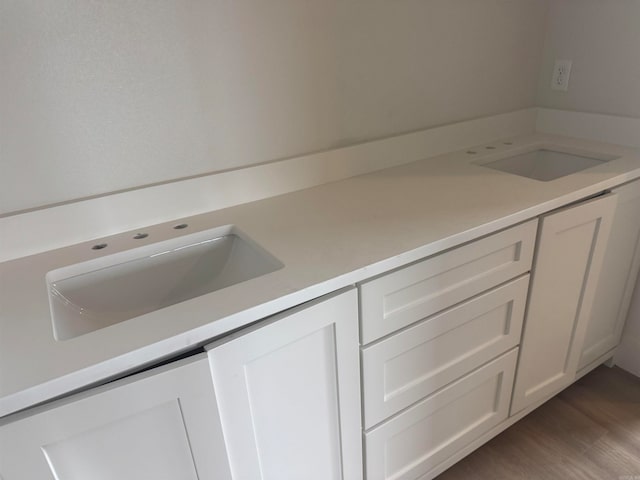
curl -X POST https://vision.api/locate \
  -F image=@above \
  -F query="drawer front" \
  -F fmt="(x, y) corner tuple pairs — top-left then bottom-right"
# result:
(361, 275), (527, 428)
(364, 349), (517, 480)
(359, 220), (537, 344)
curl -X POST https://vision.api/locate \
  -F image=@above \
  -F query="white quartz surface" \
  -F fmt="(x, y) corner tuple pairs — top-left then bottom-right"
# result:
(3, 133), (640, 418)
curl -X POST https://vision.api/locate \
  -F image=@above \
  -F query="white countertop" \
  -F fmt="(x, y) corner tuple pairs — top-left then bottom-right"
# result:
(3, 133), (640, 418)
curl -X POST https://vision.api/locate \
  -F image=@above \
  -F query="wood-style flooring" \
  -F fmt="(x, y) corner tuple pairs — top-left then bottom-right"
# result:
(437, 366), (640, 480)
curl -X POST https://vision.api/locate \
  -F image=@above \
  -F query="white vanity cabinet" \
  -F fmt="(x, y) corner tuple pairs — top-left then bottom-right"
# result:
(4, 170), (640, 480)
(511, 193), (617, 415)
(205, 288), (362, 480)
(0, 354), (232, 480)
(578, 180), (640, 374)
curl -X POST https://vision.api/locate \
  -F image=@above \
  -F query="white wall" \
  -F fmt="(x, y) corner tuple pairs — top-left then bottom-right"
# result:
(536, 0), (640, 119)
(617, 288), (640, 377)
(536, 0), (640, 375)
(0, 0), (549, 214)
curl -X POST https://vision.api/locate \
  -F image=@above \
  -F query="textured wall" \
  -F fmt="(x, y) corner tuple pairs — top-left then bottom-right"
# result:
(537, 0), (640, 118)
(1, 0), (549, 213)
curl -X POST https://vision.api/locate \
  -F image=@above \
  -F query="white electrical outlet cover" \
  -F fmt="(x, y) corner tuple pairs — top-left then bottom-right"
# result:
(551, 59), (572, 92)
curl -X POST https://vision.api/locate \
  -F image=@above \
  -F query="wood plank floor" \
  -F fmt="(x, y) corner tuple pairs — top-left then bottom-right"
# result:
(437, 366), (640, 480)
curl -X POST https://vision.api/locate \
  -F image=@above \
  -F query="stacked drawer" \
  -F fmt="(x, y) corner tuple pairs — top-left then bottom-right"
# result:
(359, 220), (537, 480)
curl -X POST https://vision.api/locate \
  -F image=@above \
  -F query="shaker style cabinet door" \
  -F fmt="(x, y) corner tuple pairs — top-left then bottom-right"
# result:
(579, 180), (640, 372)
(0, 354), (232, 480)
(206, 288), (362, 480)
(511, 193), (617, 415)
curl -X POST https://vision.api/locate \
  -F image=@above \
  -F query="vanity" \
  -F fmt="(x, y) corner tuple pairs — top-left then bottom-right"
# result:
(3, 134), (640, 479)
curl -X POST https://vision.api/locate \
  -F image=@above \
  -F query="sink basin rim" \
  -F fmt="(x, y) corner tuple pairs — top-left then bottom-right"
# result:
(473, 146), (618, 182)
(46, 224), (264, 283)
(46, 224), (284, 341)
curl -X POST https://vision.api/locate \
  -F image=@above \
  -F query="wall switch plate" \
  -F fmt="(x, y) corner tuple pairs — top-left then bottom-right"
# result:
(551, 59), (572, 91)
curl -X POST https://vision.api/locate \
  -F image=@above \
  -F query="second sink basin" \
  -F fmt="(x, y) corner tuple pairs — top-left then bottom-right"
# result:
(47, 225), (283, 341)
(477, 149), (616, 181)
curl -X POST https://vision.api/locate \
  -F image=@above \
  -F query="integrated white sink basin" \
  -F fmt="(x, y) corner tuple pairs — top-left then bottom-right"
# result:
(47, 226), (283, 341)
(477, 149), (616, 181)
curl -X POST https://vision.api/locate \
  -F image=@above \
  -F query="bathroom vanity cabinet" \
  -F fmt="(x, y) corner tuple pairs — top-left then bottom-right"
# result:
(3, 167), (640, 480)
(357, 191), (627, 479)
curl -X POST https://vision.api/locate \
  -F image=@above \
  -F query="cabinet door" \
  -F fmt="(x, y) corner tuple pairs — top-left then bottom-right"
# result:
(511, 194), (616, 415)
(579, 181), (640, 371)
(0, 354), (231, 480)
(206, 289), (362, 480)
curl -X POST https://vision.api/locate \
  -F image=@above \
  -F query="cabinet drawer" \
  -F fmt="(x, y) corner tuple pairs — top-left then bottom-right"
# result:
(361, 275), (527, 428)
(359, 220), (537, 344)
(364, 349), (517, 480)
